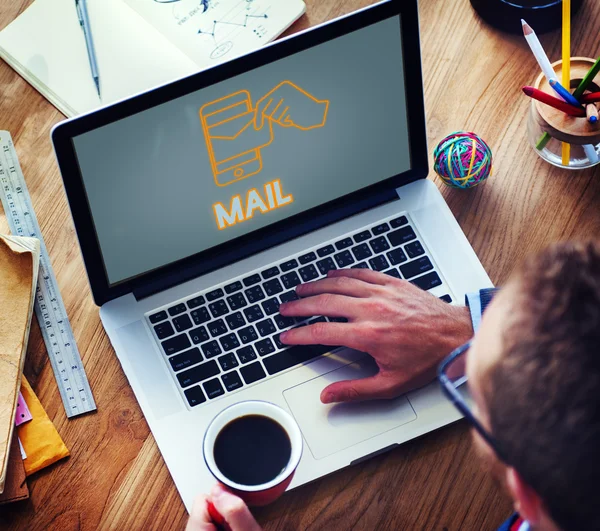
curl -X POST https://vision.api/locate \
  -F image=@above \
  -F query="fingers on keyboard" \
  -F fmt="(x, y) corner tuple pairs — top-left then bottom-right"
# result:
(151, 215), (445, 409)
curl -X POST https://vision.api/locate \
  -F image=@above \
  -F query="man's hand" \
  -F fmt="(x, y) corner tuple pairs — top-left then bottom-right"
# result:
(185, 484), (262, 531)
(279, 269), (473, 404)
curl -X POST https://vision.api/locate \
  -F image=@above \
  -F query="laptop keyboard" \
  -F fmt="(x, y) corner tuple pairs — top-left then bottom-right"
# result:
(146, 214), (453, 409)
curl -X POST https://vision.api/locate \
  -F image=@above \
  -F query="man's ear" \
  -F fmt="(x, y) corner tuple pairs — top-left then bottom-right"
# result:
(505, 467), (542, 525)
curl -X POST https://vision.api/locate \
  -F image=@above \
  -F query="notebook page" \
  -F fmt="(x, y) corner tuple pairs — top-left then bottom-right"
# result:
(0, 0), (199, 117)
(123, 0), (305, 68)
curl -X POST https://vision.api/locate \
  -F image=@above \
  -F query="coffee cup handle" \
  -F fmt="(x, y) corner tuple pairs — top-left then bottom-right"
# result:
(207, 501), (232, 531)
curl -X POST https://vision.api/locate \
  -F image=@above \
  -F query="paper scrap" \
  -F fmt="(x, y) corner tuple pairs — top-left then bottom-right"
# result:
(14, 393), (32, 427)
(18, 438), (26, 460)
(18, 377), (70, 476)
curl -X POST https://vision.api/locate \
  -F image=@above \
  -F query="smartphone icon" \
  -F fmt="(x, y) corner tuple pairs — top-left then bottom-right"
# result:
(200, 90), (274, 187)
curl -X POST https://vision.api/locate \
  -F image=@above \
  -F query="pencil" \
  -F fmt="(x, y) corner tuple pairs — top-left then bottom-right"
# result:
(521, 20), (557, 83)
(573, 57), (600, 100)
(561, 0), (571, 165)
(521, 19), (557, 152)
(581, 92), (600, 104)
(586, 103), (599, 123)
(522, 86), (586, 116)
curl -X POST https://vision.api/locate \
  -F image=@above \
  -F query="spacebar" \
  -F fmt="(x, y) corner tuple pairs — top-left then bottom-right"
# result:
(263, 344), (335, 375)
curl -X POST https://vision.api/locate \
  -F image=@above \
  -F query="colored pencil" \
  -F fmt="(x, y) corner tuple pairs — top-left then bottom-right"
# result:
(521, 20), (557, 83)
(522, 86), (586, 116)
(581, 92), (600, 104)
(549, 79), (580, 107)
(561, 0), (571, 165)
(573, 57), (600, 100)
(586, 103), (599, 123)
(522, 19), (556, 152)
(536, 133), (551, 151)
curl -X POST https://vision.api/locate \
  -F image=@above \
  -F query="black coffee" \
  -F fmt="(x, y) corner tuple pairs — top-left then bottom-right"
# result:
(213, 414), (291, 486)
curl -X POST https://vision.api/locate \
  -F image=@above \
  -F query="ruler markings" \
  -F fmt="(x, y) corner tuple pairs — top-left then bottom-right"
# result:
(0, 132), (96, 418)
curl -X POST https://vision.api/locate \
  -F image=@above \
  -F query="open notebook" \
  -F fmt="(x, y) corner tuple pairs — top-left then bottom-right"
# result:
(0, 0), (305, 117)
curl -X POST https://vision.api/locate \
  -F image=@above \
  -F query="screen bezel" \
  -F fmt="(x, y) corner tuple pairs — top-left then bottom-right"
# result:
(51, 0), (428, 306)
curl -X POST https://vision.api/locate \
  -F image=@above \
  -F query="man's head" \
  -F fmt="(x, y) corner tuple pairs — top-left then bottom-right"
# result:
(467, 241), (600, 531)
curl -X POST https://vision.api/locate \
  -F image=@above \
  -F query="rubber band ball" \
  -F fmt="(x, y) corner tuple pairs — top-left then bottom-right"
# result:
(433, 132), (493, 189)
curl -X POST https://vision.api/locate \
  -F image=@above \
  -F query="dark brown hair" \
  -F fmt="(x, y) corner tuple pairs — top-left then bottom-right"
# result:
(485, 241), (600, 531)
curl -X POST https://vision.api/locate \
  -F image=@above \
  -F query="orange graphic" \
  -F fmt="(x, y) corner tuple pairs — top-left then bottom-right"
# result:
(212, 179), (294, 230)
(200, 81), (329, 187)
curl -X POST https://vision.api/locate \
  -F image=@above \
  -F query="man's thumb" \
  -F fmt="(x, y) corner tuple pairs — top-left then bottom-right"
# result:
(210, 486), (261, 531)
(320, 374), (398, 404)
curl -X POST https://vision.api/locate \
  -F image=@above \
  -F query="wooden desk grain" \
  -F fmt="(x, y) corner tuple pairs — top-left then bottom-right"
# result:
(1, 0), (599, 528)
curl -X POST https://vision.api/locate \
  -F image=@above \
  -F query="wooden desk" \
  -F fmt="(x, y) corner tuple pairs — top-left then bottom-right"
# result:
(1, 0), (599, 528)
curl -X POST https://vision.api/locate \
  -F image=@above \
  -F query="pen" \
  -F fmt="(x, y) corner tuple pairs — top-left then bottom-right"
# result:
(549, 79), (580, 108)
(75, 0), (101, 98)
(581, 91), (600, 104)
(207, 502), (232, 531)
(522, 86), (586, 117)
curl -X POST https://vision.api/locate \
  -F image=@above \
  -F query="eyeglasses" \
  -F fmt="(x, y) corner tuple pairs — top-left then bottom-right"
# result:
(437, 341), (508, 463)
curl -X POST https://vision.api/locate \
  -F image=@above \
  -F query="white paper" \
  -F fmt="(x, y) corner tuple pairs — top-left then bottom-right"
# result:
(0, 0), (305, 117)
(123, 0), (305, 67)
(0, 0), (199, 116)
(18, 438), (26, 460)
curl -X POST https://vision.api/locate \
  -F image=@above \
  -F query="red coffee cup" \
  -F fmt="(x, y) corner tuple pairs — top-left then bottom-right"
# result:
(203, 400), (303, 507)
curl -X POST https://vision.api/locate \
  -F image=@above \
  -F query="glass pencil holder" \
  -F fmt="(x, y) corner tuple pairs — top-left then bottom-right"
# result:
(527, 57), (600, 170)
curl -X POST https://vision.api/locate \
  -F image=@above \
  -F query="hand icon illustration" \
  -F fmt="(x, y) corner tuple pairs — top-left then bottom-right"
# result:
(253, 81), (329, 131)
(200, 81), (329, 187)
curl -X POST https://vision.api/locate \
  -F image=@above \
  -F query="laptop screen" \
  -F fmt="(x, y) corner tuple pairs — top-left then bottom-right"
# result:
(72, 15), (410, 286)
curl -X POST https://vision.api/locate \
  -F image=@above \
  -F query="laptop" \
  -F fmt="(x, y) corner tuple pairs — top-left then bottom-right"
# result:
(51, 0), (492, 511)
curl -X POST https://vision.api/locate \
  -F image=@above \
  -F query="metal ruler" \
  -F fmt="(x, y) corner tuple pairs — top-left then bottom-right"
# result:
(0, 131), (96, 418)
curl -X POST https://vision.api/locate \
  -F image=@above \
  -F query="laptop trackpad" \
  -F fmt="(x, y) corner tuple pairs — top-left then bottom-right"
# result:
(283, 356), (417, 460)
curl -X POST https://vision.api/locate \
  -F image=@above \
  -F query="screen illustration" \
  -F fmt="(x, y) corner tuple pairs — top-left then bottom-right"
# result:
(200, 81), (329, 187)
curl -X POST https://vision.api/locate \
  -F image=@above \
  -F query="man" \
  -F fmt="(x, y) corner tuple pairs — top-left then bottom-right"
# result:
(187, 241), (600, 531)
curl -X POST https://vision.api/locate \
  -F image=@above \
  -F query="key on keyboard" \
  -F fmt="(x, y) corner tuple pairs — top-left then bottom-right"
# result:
(244, 305), (264, 322)
(206, 288), (223, 301)
(224, 281), (242, 294)
(261, 266), (280, 279)
(222, 371), (243, 391)
(317, 257), (336, 275)
(203, 379), (225, 399)
(162, 334), (191, 355)
(150, 310), (168, 324)
(334, 250), (354, 267)
(154, 321), (174, 340)
(201, 340), (222, 358)
(400, 257), (433, 279)
(240, 362), (266, 384)
(411, 271), (442, 290)
(184, 386), (206, 407)
(170, 347), (203, 372)
(317, 244), (335, 257)
(236, 346), (257, 364)
(263, 344), (333, 375)
(177, 360), (220, 387)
